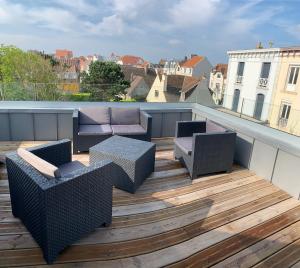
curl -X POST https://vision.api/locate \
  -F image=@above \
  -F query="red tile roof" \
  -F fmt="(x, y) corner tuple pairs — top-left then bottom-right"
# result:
(121, 55), (145, 66)
(213, 64), (228, 78)
(181, 55), (204, 68)
(55, 49), (73, 59)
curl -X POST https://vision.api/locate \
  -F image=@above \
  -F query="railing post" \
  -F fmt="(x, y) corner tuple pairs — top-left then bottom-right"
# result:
(240, 98), (245, 118)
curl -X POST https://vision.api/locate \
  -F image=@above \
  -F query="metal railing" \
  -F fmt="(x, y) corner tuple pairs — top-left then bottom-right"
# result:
(235, 75), (243, 84)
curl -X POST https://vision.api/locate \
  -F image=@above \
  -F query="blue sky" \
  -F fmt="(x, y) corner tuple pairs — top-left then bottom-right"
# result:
(0, 0), (300, 64)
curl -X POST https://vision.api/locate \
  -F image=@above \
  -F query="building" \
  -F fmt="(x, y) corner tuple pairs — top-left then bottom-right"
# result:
(55, 49), (73, 59)
(223, 48), (282, 121)
(180, 77), (215, 107)
(177, 55), (212, 78)
(146, 73), (214, 104)
(269, 47), (300, 135)
(121, 66), (157, 100)
(117, 55), (148, 68)
(162, 55), (212, 78)
(163, 60), (182, 75)
(209, 64), (228, 104)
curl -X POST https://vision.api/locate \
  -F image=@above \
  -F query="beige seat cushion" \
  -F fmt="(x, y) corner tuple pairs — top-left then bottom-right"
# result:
(17, 148), (61, 179)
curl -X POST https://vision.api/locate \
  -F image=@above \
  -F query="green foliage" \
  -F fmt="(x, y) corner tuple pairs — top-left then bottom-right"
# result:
(120, 98), (137, 102)
(64, 92), (91, 101)
(0, 45), (61, 100)
(81, 61), (130, 101)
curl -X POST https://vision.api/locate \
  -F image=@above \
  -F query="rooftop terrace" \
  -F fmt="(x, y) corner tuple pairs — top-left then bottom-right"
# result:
(1, 139), (300, 267)
(0, 102), (300, 267)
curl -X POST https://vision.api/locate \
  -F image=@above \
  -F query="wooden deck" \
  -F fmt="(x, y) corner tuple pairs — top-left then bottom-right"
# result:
(1, 139), (300, 267)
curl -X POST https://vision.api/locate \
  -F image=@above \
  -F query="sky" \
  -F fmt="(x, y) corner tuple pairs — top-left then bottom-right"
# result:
(0, 0), (300, 64)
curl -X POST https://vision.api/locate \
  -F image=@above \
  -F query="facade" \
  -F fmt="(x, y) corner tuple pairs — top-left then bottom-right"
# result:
(223, 48), (281, 121)
(177, 55), (212, 78)
(180, 77), (215, 106)
(146, 74), (213, 103)
(162, 55), (212, 78)
(209, 64), (228, 104)
(269, 48), (300, 135)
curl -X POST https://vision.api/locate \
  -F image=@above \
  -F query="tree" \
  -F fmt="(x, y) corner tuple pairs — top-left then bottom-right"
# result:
(0, 45), (61, 100)
(81, 61), (130, 101)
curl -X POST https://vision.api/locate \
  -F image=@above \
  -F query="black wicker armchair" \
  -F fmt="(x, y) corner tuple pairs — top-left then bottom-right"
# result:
(174, 120), (236, 179)
(73, 107), (152, 153)
(6, 139), (115, 264)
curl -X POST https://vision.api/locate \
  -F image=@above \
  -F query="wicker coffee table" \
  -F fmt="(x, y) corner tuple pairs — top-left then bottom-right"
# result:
(90, 135), (156, 193)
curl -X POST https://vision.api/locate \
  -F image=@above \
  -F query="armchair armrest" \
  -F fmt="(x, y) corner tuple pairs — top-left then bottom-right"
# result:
(28, 139), (72, 166)
(175, 121), (206, 138)
(73, 109), (79, 133)
(140, 111), (151, 130)
(140, 111), (152, 141)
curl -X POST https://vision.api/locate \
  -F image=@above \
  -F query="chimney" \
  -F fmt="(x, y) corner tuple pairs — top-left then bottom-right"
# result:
(144, 64), (148, 75)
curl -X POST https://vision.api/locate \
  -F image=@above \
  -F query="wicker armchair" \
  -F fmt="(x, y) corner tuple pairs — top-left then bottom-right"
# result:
(6, 140), (115, 264)
(174, 120), (236, 179)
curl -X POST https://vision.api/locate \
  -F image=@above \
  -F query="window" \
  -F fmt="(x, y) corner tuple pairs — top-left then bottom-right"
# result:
(237, 62), (245, 76)
(217, 73), (221, 78)
(260, 62), (271, 78)
(280, 103), (291, 120)
(154, 90), (159, 97)
(288, 66), (299, 85)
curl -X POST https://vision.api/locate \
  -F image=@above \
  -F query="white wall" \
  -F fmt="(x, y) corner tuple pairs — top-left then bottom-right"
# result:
(224, 51), (280, 121)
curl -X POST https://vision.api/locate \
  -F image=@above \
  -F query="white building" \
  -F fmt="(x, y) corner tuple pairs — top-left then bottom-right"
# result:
(223, 48), (281, 121)
(209, 64), (228, 104)
(176, 55), (212, 78)
(162, 55), (212, 78)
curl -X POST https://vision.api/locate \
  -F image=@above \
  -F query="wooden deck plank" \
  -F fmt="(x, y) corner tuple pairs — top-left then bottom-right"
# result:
(211, 220), (300, 268)
(254, 237), (300, 268)
(0, 140), (299, 267)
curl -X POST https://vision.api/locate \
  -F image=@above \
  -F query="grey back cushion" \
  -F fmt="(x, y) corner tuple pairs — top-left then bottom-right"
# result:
(206, 120), (227, 133)
(79, 107), (110, 125)
(17, 148), (61, 179)
(111, 107), (140, 125)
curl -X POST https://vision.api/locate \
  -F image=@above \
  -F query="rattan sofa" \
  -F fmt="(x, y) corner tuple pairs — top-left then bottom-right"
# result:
(174, 120), (236, 179)
(73, 107), (152, 153)
(6, 139), (115, 264)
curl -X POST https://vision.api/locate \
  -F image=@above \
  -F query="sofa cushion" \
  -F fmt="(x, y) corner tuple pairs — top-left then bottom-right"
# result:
(206, 120), (226, 133)
(175, 137), (193, 155)
(79, 107), (110, 125)
(78, 124), (112, 136)
(110, 107), (140, 125)
(17, 148), (61, 179)
(58, 161), (86, 177)
(111, 125), (147, 135)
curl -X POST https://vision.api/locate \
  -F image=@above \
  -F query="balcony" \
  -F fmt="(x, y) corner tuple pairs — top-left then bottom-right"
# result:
(1, 102), (300, 267)
(235, 75), (243, 84)
(258, 77), (269, 88)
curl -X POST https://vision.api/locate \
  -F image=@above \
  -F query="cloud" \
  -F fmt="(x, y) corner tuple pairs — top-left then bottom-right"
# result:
(88, 14), (125, 35)
(168, 39), (183, 46)
(169, 0), (220, 27)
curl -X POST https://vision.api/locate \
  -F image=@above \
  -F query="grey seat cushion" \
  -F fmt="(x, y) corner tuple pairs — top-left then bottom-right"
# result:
(175, 137), (193, 155)
(206, 120), (226, 133)
(78, 124), (112, 136)
(58, 161), (86, 177)
(79, 107), (110, 125)
(17, 148), (61, 179)
(111, 107), (140, 125)
(111, 125), (147, 135)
